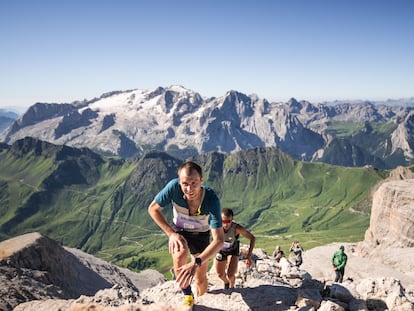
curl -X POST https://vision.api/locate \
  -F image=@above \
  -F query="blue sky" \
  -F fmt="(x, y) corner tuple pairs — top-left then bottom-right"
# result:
(1, 0), (413, 110)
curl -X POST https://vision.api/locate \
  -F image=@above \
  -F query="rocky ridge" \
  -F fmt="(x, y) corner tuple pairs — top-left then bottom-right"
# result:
(0, 233), (165, 311)
(7, 239), (414, 311)
(1, 86), (414, 167)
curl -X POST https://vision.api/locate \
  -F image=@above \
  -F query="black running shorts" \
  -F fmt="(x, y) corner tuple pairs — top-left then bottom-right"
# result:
(178, 230), (210, 255)
(215, 240), (240, 261)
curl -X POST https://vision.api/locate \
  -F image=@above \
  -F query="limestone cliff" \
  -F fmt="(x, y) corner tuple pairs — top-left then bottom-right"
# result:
(363, 178), (414, 248)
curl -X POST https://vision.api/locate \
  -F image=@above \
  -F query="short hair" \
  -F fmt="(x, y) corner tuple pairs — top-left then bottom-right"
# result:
(221, 208), (234, 217)
(178, 161), (203, 178)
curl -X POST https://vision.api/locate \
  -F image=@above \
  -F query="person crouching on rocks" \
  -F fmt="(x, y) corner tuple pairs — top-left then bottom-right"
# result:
(214, 208), (255, 289)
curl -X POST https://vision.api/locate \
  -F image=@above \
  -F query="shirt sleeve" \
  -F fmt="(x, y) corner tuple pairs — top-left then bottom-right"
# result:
(154, 178), (179, 207)
(207, 190), (222, 229)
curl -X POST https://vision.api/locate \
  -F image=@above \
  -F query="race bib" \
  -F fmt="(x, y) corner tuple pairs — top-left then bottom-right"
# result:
(222, 241), (232, 250)
(175, 214), (203, 230)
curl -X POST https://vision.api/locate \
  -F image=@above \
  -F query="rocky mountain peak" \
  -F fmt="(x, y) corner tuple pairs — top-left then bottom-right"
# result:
(390, 111), (414, 160)
(1, 86), (414, 168)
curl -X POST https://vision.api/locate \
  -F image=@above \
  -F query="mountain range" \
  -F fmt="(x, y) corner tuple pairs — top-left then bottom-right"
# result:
(0, 109), (18, 132)
(1, 85), (413, 168)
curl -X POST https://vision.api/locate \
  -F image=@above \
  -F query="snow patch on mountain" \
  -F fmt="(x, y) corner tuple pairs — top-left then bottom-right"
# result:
(1, 86), (414, 167)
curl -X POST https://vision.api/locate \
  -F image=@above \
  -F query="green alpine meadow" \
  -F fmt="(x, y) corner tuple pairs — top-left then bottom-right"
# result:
(0, 137), (388, 276)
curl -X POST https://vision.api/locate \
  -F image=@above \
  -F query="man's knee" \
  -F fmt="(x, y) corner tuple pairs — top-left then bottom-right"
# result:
(172, 248), (188, 262)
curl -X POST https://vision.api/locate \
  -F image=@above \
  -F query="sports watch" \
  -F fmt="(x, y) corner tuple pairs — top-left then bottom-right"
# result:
(195, 257), (202, 266)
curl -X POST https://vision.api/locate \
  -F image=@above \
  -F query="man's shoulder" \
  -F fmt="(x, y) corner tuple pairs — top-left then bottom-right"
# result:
(155, 178), (181, 203)
(203, 185), (216, 193)
(162, 178), (181, 191)
(168, 178), (180, 186)
(203, 186), (219, 199)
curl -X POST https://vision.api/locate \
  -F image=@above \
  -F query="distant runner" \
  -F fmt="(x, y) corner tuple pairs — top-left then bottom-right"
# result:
(289, 240), (304, 267)
(214, 208), (255, 289)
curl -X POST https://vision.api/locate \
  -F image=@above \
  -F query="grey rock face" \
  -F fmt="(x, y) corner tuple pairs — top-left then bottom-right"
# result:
(364, 179), (414, 248)
(0, 232), (165, 311)
(3, 85), (413, 167)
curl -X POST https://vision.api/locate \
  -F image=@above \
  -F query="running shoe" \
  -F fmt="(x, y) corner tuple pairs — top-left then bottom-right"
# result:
(182, 294), (194, 310)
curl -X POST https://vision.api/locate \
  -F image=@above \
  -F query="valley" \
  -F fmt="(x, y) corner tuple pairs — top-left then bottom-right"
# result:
(0, 137), (391, 275)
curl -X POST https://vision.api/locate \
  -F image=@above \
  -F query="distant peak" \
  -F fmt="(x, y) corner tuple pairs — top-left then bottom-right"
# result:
(167, 85), (192, 94)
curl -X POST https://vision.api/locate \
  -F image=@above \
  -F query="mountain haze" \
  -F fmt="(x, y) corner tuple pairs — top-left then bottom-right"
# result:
(0, 109), (18, 132)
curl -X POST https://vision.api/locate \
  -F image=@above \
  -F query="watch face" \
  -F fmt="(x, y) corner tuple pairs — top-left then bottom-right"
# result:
(195, 257), (202, 266)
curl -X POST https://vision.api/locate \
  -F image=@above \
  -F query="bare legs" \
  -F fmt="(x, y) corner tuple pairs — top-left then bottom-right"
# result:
(172, 248), (209, 296)
(192, 254), (209, 296)
(215, 255), (239, 288)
